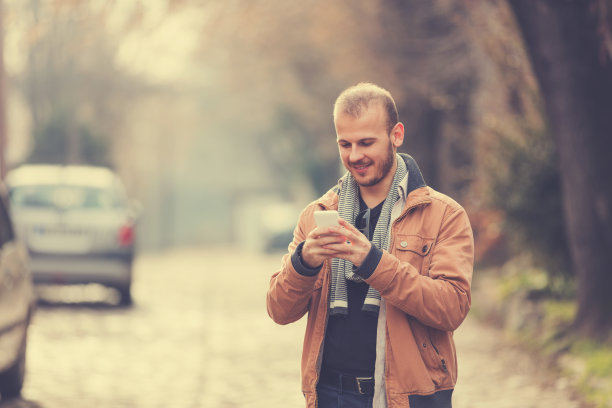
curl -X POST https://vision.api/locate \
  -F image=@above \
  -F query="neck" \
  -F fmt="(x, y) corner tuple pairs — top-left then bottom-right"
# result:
(358, 158), (398, 208)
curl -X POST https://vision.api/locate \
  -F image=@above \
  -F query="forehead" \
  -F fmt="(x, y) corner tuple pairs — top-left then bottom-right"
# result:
(335, 103), (388, 138)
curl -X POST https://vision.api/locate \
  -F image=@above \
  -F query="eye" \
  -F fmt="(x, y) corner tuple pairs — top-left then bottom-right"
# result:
(338, 142), (350, 148)
(359, 141), (374, 147)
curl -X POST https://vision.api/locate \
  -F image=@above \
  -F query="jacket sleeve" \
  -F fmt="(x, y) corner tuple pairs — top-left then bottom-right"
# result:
(266, 206), (321, 325)
(365, 206), (474, 331)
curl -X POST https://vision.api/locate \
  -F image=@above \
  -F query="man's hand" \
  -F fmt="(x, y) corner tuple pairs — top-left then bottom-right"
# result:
(301, 219), (371, 268)
(326, 219), (372, 268)
(301, 225), (347, 268)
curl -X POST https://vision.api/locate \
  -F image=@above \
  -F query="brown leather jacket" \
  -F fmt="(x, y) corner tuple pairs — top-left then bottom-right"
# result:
(267, 155), (474, 407)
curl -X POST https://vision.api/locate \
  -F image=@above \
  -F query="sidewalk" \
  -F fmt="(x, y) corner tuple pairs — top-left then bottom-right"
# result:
(1, 247), (589, 408)
(453, 314), (586, 407)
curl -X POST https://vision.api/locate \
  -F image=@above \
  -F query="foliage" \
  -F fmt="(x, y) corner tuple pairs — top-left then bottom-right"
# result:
(12, 0), (149, 170)
(498, 260), (550, 299)
(572, 339), (612, 408)
(258, 105), (339, 196)
(496, 261), (575, 342)
(488, 258), (611, 407)
(27, 112), (110, 166)
(489, 125), (572, 281)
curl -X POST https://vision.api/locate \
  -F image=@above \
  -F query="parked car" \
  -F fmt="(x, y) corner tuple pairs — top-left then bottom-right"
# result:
(0, 181), (35, 399)
(6, 165), (139, 306)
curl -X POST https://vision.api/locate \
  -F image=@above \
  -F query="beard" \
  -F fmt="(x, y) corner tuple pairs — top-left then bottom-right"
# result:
(351, 142), (395, 187)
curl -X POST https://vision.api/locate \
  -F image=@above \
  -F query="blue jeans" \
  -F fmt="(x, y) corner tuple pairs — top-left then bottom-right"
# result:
(317, 382), (454, 408)
(316, 382), (373, 408)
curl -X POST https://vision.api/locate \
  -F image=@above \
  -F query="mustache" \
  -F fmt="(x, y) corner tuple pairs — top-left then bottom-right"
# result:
(349, 160), (372, 167)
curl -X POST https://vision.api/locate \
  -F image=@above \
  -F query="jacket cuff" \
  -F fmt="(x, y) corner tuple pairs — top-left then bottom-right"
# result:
(353, 244), (383, 279)
(291, 241), (323, 276)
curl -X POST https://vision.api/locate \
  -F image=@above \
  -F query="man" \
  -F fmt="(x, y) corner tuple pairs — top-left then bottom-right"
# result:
(267, 83), (474, 408)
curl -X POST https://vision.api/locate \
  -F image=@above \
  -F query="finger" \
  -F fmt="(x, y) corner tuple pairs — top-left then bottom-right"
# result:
(307, 230), (345, 246)
(334, 220), (366, 243)
(331, 223), (362, 243)
(319, 235), (347, 246)
(310, 244), (347, 258)
(310, 226), (343, 239)
(336, 218), (358, 232)
(305, 233), (346, 253)
(322, 242), (351, 254)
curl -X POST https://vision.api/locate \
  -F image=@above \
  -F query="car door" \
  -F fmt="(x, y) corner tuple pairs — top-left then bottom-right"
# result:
(0, 190), (32, 370)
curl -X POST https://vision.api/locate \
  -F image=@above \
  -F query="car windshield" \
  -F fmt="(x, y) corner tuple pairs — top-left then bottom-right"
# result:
(10, 185), (123, 211)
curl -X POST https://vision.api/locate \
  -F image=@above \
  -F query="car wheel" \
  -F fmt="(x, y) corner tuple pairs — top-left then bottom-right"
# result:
(118, 286), (132, 307)
(0, 329), (27, 399)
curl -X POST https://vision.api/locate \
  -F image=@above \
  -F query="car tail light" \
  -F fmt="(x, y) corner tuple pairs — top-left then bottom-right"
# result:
(118, 223), (134, 247)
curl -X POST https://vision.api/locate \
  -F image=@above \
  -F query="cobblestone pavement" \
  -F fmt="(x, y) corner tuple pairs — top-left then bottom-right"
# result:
(0, 247), (589, 408)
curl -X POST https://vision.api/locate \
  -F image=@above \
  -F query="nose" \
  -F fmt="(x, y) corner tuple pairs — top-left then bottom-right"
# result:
(349, 146), (364, 163)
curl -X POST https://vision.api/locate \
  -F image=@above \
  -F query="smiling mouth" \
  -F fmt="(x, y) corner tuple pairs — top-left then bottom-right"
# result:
(351, 162), (370, 168)
(351, 163), (371, 173)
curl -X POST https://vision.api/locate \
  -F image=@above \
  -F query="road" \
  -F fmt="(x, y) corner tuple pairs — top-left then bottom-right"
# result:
(0, 247), (588, 407)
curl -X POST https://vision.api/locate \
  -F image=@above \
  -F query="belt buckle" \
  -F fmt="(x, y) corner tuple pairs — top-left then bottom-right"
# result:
(356, 376), (373, 395)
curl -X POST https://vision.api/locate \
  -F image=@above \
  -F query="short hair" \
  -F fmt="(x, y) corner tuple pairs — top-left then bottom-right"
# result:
(333, 82), (399, 134)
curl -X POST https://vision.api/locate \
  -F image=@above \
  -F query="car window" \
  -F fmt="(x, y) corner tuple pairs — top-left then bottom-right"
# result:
(0, 196), (15, 246)
(10, 185), (123, 210)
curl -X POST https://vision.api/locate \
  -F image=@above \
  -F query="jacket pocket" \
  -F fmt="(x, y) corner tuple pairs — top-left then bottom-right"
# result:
(426, 329), (448, 375)
(394, 234), (434, 274)
(411, 322), (450, 386)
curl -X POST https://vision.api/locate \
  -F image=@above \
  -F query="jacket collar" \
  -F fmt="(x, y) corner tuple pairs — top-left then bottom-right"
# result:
(398, 153), (432, 210)
(399, 153), (426, 195)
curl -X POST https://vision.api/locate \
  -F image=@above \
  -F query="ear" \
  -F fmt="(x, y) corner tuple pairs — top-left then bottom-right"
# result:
(390, 122), (405, 148)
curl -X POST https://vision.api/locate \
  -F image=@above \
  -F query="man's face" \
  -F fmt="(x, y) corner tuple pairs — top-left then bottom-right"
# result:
(335, 103), (403, 188)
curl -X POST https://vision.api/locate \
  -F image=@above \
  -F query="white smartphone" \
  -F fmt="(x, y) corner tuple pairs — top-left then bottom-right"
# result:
(314, 210), (340, 228)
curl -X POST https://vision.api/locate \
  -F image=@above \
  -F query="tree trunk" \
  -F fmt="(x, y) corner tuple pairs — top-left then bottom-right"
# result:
(508, 0), (612, 338)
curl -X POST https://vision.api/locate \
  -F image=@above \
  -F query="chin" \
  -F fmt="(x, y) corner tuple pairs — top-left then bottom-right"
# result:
(356, 175), (383, 187)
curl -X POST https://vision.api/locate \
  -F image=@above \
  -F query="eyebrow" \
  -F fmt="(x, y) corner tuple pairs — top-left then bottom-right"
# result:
(337, 137), (377, 144)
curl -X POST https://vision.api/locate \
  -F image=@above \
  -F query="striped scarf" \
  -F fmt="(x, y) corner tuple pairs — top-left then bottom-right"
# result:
(330, 154), (407, 316)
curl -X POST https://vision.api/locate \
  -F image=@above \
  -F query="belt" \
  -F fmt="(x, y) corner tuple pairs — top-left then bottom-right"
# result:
(318, 369), (375, 396)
